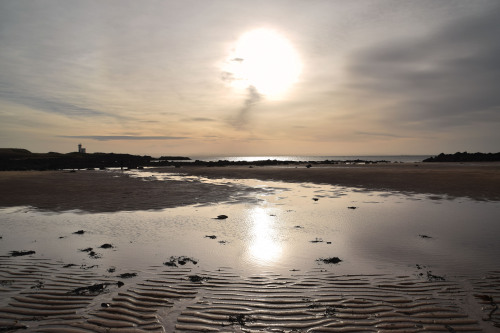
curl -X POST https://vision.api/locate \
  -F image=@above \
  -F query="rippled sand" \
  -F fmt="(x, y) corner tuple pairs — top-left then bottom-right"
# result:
(1, 256), (499, 332)
(1, 166), (499, 331)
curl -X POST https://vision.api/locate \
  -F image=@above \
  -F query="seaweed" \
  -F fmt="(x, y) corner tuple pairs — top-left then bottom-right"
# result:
(164, 256), (198, 267)
(68, 283), (108, 296)
(316, 257), (342, 264)
(118, 273), (137, 279)
(9, 250), (35, 257)
(228, 313), (254, 326)
(188, 275), (209, 283)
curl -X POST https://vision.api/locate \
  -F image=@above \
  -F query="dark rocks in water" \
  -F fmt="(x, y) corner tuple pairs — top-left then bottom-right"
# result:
(100, 243), (114, 249)
(108, 267), (116, 273)
(423, 151), (500, 162)
(347, 206), (357, 209)
(317, 257), (342, 264)
(205, 235), (217, 239)
(215, 215), (228, 220)
(117, 281), (124, 287)
(306, 164), (312, 168)
(73, 230), (85, 235)
(118, 273), (137, 279)
(312, 198), (319, 201)
(419, 234), (432, 239)
(63, 264), (77, 268)
(101, 303), (110, 308)
(9, 250), (35, 257)
(80, 247), (93, 252)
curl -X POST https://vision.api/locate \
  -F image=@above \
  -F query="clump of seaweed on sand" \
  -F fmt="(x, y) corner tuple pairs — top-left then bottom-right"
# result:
(164, 256), (198, 267)
(316, 257), (342, 264)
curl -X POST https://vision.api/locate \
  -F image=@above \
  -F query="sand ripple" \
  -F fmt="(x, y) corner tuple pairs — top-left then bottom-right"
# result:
(1, 257), (498, 332)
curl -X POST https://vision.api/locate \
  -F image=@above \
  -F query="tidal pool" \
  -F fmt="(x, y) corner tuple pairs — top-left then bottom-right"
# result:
(1, 172), (499, 279)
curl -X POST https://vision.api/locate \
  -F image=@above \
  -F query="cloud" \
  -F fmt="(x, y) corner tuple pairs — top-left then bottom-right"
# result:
(354, 131), (408, 139)
(188, 117), (215, 122)
(58, 135), (188, 141)
(344, 5), (500, 129)
(0, 90), (118, 119)
(233, 85), (263, 128)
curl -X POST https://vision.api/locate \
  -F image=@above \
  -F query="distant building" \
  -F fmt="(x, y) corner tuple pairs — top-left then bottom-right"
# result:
(78, 143), (86, 154)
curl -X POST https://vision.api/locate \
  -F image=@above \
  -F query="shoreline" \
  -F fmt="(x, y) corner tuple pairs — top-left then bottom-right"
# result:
(0, 162), (499, 213)
(156, 162), (500, 201)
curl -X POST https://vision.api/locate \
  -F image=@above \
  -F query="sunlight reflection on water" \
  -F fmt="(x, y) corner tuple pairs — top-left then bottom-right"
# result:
(1, 170), (499, 278)
(246, 207), (283, 266)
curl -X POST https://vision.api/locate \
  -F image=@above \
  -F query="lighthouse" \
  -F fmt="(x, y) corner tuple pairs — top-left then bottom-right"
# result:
(78, 143), (86, 154)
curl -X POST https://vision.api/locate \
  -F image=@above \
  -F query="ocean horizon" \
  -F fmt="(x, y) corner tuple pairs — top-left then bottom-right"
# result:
(188, 155), (433, 163)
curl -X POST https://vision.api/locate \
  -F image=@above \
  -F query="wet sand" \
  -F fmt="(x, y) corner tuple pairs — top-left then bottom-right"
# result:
(0, 162), (499, 213)
(0, 169), (258, 212)
(1, 256), (498, 332)
(1, 164), (500, 331)
(162, 162), (500, 202)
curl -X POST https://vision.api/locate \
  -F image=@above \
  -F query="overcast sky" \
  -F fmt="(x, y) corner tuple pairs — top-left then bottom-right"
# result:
(1, 0), (499, 156)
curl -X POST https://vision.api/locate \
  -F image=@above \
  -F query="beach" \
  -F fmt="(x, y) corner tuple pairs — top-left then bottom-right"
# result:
(1, 164), (500, 332)
(1, 162), (500, 212)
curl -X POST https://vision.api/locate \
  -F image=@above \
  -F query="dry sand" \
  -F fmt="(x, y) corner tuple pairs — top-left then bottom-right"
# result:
(1, 164), (500, 332)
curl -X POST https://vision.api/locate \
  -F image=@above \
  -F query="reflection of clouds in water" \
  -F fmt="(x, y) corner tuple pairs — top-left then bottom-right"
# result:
(247, 207), (282, 266)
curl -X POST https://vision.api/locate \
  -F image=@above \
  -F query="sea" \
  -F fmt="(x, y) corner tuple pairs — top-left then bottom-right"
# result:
(188, 155), (433, 163)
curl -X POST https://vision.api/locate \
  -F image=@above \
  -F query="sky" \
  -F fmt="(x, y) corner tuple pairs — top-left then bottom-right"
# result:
(1, 0), (499, 157)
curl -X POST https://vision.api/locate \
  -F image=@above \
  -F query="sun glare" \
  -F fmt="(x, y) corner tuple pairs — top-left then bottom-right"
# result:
(223, 28), (302, 99)
(247, 207), (283, 266)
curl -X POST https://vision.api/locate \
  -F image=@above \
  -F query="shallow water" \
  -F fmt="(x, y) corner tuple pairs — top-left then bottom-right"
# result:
(1, 171), (499, 280)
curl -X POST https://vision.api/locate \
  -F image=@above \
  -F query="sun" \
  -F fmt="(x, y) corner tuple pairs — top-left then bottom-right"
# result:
(223, 28), (302, 99)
